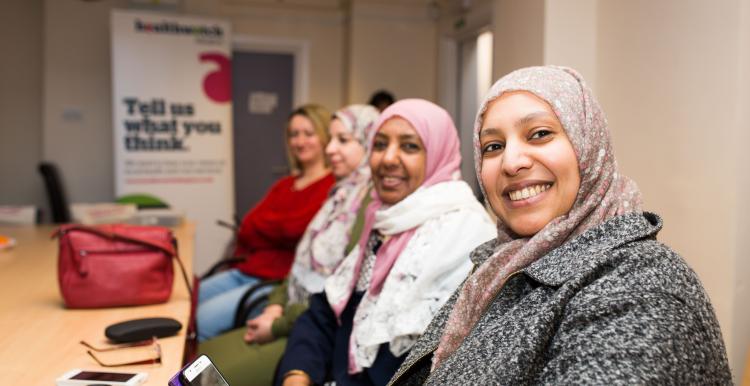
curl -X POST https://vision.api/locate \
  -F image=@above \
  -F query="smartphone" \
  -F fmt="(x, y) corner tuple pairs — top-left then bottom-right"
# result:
(169, 361), (189, 386)
(55, 369), (147, 386)
(169, 372), (186, 386)
(179, 354), (230, 386)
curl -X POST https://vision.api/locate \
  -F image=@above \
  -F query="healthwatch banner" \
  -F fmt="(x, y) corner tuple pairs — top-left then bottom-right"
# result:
(111, 9), (233, 274)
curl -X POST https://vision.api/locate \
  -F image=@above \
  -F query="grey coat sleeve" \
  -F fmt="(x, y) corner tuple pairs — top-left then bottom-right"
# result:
(535, 290), (732, 385)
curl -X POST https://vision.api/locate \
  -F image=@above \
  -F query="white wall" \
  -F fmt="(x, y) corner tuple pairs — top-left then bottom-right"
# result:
(0, 0), (45, 212)
(43, 0), (125, 208)
(544, 0), (597, 92)
(491, 0), (545, 79)
(348, 1), (438, 103)
(734, 0), (750, 380)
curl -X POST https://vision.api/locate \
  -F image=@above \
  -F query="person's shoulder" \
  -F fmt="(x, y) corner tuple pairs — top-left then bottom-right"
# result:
(302, 172), (336, 190)
(571, 238), (730, 381)
(274, 175), (296, 188)
(616, 238), (696, 284)
(322, 172), (336, 184)
(314, 172), (336, 192)
(568, 212), (698, 295)
(597, 237), (710, 307)
(258, 176), (295, 199)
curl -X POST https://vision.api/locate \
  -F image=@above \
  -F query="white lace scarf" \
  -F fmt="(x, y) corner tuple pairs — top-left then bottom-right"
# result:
(325, 181), (496, 373)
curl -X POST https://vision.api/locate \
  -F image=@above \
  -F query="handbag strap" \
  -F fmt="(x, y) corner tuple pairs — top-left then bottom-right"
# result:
(168, 238), (194, 305)
(55, 224), (174, 254)
(53, 225), (194, 303)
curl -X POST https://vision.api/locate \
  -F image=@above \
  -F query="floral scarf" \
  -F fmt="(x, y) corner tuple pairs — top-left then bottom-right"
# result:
(287, 104), (380, 304)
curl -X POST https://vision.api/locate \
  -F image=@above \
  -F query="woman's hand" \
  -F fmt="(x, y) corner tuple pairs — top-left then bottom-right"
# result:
(243, 304), (284, 344)
(245, 313), (275, 344)
(282, 373), (312, 386)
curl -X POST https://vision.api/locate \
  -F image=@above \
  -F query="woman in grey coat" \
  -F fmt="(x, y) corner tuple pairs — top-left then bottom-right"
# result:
(387, 66), (732, 385)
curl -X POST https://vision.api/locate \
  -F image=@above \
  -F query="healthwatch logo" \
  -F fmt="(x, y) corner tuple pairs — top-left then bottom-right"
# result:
(134, 19), (223, 38)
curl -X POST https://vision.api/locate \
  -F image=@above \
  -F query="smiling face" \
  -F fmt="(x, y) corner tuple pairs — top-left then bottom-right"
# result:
(369, 117), (426, 205)
(288, 114), (325, 168)
(479, 91), (581, 237)
(326, 118), (366, 178)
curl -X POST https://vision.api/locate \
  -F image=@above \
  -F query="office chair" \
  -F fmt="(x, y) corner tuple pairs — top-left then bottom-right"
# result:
(232, 279), (282, 328)
(38, 162), (72, 223)
(199, 216), (281, 329)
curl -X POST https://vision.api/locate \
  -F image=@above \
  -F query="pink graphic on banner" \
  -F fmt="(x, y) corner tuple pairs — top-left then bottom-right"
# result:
(200, 52), (231, 103)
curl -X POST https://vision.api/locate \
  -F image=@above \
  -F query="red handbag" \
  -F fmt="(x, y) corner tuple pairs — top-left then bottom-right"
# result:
(53, 224), (192, 309)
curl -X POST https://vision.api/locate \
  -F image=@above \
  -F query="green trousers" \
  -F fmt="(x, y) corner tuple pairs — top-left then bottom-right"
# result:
(198, 328), (287, 386)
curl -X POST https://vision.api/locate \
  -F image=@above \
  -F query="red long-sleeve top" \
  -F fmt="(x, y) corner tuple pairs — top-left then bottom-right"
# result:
(233, 173), (335, 279)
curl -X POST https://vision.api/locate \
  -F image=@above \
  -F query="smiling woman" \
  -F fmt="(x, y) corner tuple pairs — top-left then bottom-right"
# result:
(479, 91), (580, 237)
(369, 117), (427, 205)
(388, 66), (732, 385)
(287, 115), (323, 165)
(196, 104), (336, 343)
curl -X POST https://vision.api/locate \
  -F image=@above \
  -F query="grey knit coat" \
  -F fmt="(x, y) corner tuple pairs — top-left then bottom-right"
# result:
(388, 212), (732, 385)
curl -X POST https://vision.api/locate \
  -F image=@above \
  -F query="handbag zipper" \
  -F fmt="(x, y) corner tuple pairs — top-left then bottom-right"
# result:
(78, 248), (153, 254)
(75, 249), (158, 276)
(388, 270), (522, 386)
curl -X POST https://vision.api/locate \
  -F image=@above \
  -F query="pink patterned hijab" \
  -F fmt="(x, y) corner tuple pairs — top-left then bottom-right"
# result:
(330, 98), (463, 318)
(433, 66), (643, 369)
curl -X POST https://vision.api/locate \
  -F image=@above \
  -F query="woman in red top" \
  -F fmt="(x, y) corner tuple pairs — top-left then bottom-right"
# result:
(198, 104), (336, 341)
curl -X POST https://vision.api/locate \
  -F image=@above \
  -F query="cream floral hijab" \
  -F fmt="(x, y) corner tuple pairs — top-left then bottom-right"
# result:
(433, 66), (643, 369)
(287, 104), (380, 304)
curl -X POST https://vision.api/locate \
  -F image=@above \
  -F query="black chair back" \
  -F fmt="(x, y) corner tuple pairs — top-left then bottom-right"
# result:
(38, 162), (72, 223)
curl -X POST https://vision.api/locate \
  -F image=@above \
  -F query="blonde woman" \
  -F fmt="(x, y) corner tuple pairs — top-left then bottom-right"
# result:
(198, 104), (335, 342)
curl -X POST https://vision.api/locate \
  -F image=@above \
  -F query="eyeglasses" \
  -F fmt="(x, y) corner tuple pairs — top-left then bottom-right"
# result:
(80, 337), (162, 367)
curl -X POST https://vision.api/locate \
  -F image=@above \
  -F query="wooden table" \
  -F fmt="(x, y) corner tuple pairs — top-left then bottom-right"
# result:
(0, 223), (194, 385)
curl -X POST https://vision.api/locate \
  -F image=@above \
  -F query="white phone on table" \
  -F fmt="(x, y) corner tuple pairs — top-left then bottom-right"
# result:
(55, 369), (148, 386)
(180, 354), (230, 386)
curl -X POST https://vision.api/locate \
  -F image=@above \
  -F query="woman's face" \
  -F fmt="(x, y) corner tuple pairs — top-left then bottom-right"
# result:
(288, 114), (325, 167)
(369, 117), (426, 205)
(325, 119), (366, 178)
(479, 91), (580, 237)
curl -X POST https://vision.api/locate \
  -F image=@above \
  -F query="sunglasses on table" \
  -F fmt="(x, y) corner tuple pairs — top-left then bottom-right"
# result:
(79, 337), (162, 367)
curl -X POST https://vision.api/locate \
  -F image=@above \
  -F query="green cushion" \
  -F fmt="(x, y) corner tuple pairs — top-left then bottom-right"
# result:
(115, 193), (169, 209)
(198, 328), (287, 386)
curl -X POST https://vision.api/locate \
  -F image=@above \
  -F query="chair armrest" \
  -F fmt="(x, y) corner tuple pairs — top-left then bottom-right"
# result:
(233, 279), (282, 328)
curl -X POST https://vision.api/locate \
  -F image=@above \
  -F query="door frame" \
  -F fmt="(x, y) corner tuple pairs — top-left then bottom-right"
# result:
(438, 27), (493, 197)
(232, 34), (310, 108)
